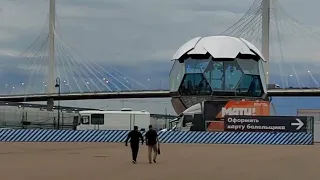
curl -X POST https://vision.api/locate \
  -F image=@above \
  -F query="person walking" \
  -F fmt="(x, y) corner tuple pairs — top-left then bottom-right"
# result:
(125, 126), (144, 164)
(145, 125), (159, 163)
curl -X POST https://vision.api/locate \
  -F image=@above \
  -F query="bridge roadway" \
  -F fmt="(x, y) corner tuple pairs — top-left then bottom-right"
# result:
(0, 88), (319, 102)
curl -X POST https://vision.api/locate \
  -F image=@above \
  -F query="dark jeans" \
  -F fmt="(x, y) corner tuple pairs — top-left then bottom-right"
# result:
(130, 143), (139, 161)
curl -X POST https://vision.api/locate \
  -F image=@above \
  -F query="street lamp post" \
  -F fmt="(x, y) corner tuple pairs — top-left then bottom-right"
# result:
(55, 77), (61, 130)
(287, 74), (293, 88)
(147, 79), (150, 90)
(22, 82), (26, 124)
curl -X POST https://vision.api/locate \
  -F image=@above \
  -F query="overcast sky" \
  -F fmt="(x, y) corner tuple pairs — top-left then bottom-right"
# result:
(1, 0), (319, 63)
(1, 0), (320, 115)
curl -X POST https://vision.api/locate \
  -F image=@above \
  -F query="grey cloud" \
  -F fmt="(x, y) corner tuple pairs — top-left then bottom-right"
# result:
(1, 0), (320, 115)
(276, 0), (320, 26)
(0, 0), (320, 88)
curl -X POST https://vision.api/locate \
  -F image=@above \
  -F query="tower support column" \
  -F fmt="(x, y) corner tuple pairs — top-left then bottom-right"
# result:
(47, 98), (54, 111)
(261, 0), (270, 84)
(48, 0), (56, 94)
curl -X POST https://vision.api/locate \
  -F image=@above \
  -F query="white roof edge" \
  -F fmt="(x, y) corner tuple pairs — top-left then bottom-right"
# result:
(200, 36), (254, 58)
(172, 36), (266, 62)
(182, 103), (202, 115)
(172, 37), (202, 60)
(239, 38), (266, 62)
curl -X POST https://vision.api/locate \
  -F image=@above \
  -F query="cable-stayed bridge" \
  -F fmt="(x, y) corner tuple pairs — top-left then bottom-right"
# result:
(1, 0), (320, 102)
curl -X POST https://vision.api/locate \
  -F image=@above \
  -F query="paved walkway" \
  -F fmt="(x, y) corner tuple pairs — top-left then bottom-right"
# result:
(0, 143), (319, 180)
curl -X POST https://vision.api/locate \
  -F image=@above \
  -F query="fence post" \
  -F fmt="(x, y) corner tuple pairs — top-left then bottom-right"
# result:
(53, 117), (56, 129)
(312, 117), (315, 145)
(62, 111), (64, 129)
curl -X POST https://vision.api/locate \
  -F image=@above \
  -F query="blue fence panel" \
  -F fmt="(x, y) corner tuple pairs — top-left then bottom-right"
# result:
(0, 129), (313, 145)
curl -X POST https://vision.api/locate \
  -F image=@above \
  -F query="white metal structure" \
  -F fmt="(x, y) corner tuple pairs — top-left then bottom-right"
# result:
(77, 110), (151, 130)
(173, 103), (202, 131)
(171, 35), (268, 99)
(262, 0), (270, 84)
(48, 0), (56, 94)
(172, 36), (266, 62)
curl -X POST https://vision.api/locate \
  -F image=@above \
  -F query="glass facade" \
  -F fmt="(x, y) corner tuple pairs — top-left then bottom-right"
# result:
(204, 61), (243, 90)
(184, 58), (210, 73)
(258, 60), (267, 92)
(169, 60), (185, 91)
(236, 74), (263, 97)
(169, 56), (266, 98)
(236, 59), (259, 75)
(179, 74), (212, 95)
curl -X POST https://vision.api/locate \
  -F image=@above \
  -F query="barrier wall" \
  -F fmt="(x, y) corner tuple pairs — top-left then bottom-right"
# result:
(0, 129), (313, 145)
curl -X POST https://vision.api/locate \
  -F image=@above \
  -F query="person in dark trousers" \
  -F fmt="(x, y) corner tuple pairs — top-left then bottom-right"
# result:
(145, 125), (159, 163)
(125, 126), (144, 164)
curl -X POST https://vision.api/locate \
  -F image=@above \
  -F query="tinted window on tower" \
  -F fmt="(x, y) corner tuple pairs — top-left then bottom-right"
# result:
(236, 75), (263, 97)
(179, 74), (212, 96)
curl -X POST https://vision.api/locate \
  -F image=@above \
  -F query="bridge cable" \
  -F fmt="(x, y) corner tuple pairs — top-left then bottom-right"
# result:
(25, 36), (49, 94)
(273, 0), (320, 88)
(55, 34), (91, 92)
(222, 5), (262, 37)
(220, 0), (262, 35)
(56, 38), (79, 92)
(54, 13), (146, 91)
(273, 3), (289, 88)
(55, 33), (112, 92)
(54, 31), (135, 91)
(273, 3), (302, 88)
(18, 15), (49, 57)
(54, 30), (129, 91)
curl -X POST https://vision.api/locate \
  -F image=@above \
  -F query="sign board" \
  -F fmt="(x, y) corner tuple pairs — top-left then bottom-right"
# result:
(203, 100), (270, 131)
(224, 116), (309, 132)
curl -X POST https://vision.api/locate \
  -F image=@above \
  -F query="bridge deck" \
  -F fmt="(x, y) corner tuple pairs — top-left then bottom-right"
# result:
(1, 88), (320, 102)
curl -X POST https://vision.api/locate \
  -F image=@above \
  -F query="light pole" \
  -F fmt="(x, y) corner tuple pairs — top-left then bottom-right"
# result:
(165, 108), (167, 129)
(55, 77), (60, 130)
(287, 74), (293, 88)
(22, 82), (26, 123)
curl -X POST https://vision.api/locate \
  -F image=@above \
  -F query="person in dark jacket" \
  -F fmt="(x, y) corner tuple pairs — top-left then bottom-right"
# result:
(145, 125), (159, 163)
(125, 126), (144, 164)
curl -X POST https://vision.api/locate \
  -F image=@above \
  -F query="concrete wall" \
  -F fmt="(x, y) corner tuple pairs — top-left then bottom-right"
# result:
(297, 109), (320, 142)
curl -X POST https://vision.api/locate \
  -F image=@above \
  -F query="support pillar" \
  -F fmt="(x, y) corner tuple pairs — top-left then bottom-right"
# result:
(261, 0), (270, 84)
(48, 0), (56, 94)
(47, 98), (54, 111)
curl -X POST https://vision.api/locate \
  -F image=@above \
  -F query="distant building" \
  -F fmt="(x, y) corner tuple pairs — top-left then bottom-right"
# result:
(297, 109), (320, 142)
(169, 36), (269, 114)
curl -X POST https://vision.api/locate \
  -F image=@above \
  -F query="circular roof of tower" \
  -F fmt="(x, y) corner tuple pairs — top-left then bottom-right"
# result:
(172, 36), (265, 62)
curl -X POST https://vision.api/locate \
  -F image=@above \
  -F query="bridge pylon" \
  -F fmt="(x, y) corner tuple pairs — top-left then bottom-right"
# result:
(48, 0), (56, 94)
(261, 0), (270, 84)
